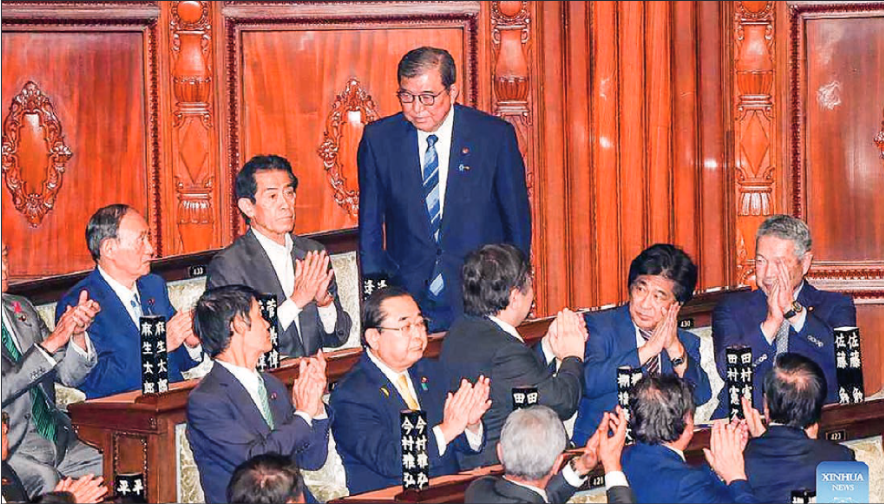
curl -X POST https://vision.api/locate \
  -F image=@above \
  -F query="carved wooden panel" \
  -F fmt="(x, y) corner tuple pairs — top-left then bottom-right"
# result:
(166, 0), (220, 254)
(226, 6), (478, 237)
(1, 20), (159, 279)
(317, 78), (380, 218)
(1, 81), (73, 227)
(788, 3), (884, 290)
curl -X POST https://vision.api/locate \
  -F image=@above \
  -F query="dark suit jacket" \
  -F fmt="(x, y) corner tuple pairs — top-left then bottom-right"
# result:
(357, 104), (532, 331)
(623, 442), (757, 503)
(329, 353), (482, 495)
(464, 473), (634, 504)
(2, 294), (96, 463)
(744, 425), (855, 503)
(206, 229), (351, 358)
(711, 283), (856, 417)
(573, 305), (712, 445)
(1, 461), (28, 503)
(186, 363), (329, 504)
(56, 270), (200, 399)
(440, 316), (583, 469)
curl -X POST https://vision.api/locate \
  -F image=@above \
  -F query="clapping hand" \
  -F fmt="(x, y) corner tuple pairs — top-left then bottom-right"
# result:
(47, 290), (101, 353)
(598, 406), (628, 472)
(167, 309), (198, 352)
(548, 309), (588, 361)
(465, 375), (492, 433)
(292, 352), (327, 418)
(292, 251), (335, 308)
(703, 420), (748, 484)
(54, 474), (108, 504)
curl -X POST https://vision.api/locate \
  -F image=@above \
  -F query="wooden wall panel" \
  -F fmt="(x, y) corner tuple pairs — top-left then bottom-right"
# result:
(238, 28), (466, 235)
(1, 29), (154, 278)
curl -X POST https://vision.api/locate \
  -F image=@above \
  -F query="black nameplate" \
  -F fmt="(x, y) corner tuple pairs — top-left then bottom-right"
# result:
(678, 318), (694, 329)
(188, 264), (206, 278)
(825, 429), (846, 442)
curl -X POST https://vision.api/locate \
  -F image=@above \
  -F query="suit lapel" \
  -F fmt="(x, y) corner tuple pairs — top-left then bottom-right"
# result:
(441, 105), (469, 240)
(90, 269), (140, 335)
(243, 230), (287, 300)
(214, 365), (273, 435)
(797, 282), (820, 311)
(1, 298), (23, 363)
(362, 353), (410, 412)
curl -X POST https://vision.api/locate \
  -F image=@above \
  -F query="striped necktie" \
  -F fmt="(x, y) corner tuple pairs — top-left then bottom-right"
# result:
(423, 134), (444, 299)
(396, 374), (420, 410)
(1, 318), (57, 442)
(256, 375), (275, 429)
(639, 328), (661, 375)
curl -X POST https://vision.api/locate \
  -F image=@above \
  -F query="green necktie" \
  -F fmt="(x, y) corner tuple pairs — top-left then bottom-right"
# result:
(2, 318), (57, 442)
(256, 375), (275, 429)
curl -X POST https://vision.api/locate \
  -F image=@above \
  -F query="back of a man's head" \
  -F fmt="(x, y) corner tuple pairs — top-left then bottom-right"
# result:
(630, 375), (695, 445)
(763, 353), (827, 429)
(499, 406), (567, 482)
(462, 243), (531, 317)
(227, 453), (305, 504)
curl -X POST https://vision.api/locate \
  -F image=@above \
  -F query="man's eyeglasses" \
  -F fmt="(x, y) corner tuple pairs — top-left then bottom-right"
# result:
(377, 318), (431, 335)
(396, 88), (448, 106)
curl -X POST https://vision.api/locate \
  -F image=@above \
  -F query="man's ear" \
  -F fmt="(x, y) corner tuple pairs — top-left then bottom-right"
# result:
(800, 252), (813, 276)
(237, 197), (256, 221)
(496, 443), (504, 465)
(365, 328), (382, 352)
(448, 83), (460, 103)
(99, 237), (116, 262)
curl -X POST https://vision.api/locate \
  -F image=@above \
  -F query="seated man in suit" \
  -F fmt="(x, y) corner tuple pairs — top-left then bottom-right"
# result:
(56, 205), (203, 398)
(357, 46), (531, 332)
(330, 286), (491, 495)
(207, 154), (351, 358)
(623, 375), (757, 503)
(742, 353), (855, 503)
(187, 285), (329, 504)
(713, 215), (856, 416)
(440, 244), (587, 469)
(2, 244), (103, 498)
(227, 454), (306, 504)
(573, 244), (712, 444)
(465, 405), (634, 504)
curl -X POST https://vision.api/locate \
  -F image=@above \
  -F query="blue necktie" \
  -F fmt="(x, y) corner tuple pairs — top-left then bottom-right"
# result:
(423, 135), (444, 299)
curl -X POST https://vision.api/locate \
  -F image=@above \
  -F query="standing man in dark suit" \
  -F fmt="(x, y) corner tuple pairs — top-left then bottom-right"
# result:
(357, 47), (531, 332)
(573, 244), (712, 444)
(2, 245), (103, 498)
(742, 353), (855, 503)
(56, 205), (203, 399)
(330, 286), (491, 494)
(465, 405), (634, 504)
(622, 375), (758, 503)
(440, 244), (587, 469)
(712, 215), (856, 417)
(207, 155), (351, 358)
(186, 286), (330, 504)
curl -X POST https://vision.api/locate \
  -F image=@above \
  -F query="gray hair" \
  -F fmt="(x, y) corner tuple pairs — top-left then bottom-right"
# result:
(86, 204), (132, 262)
(499, 406), (567, 481)
(756, 214), (812, 258)
(397, 47), (456, 88)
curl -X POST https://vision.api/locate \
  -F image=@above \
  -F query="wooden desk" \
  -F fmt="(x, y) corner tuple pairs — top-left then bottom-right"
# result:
(66, 287), (746, 503)
(333, 399), (884, 503)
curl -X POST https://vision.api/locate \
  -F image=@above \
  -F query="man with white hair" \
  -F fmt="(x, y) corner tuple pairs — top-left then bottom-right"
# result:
(712, 214), (856, 417)
(465, 405), (634, 503)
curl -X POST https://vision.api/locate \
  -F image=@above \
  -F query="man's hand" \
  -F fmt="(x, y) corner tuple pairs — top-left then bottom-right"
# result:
(439, 379), (475, 442)
(740, 395), (766, 438)
(465, 375), (492, 432)
(312, 252), (336, 308)
(548, 309), (587, 361)
(292, 356), (326, 418)
(599, 406), (628, 473)
(637, 315), (667, 367)
(45, 291), (100, 354)
(166, 309), (197, 352)
(54, 474), (108, 504)
(703, 420), (748, 484)
(571, 425), (600, 476)
(291, 251), (327, 309)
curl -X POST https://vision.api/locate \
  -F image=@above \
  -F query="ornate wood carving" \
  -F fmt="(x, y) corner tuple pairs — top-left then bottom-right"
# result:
(317, 78), (379, 218)
(733, 1), (776, 217)
(169, 0), (216, 253)
(490, 1), (533, 196)
(1, 81), (73, 227)
(875, 106), (884, 160)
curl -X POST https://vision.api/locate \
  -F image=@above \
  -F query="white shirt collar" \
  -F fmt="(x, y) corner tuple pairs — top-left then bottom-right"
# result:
(504, 477), (549, 503)
(793, 281), (805, 300)
(488, 315), (524, 343)
(215, 359), (262, 393)
(663, 444), (686, 461)
(98, 265), (140, 303)
(251, 227), (293, 256)
(416, 104), (455, 139)
(366, 347), (409, 384)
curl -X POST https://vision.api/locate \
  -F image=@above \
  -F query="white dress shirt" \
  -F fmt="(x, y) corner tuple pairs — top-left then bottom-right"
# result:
(1, 302), (93, 363)
(365, 349), (483, 455)
(214, 359), (324, 426)
(416, 106), (455, 217)
(98, 266), (202, 361)
(250, 229), (337, 338)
